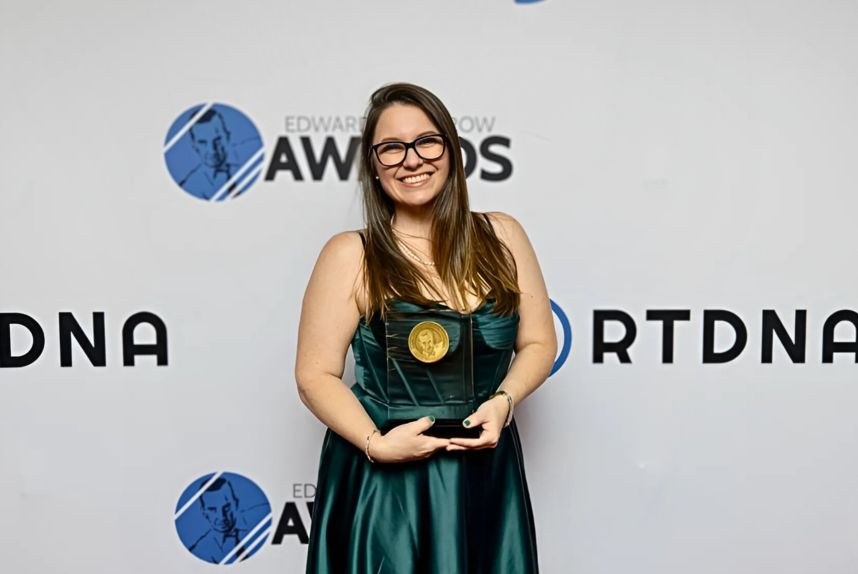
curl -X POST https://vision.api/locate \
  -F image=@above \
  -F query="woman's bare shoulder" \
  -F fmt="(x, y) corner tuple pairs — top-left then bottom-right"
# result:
(481, 211), (527, 247)
(308, 230), (365, 289)
(309, 229), (367, 313)
(316, 229), (365, 262)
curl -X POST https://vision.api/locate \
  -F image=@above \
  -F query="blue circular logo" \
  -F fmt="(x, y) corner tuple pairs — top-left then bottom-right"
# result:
(164, 103), (264, 201)
(550, 298), (572, 375)
(175, 472), (272, 565)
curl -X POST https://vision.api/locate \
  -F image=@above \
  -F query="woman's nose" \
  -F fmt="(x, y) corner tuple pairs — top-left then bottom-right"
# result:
(402, 147), (423, 168)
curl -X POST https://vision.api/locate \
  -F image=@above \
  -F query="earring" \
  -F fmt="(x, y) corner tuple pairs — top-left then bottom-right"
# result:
(374, 175), (379, 179)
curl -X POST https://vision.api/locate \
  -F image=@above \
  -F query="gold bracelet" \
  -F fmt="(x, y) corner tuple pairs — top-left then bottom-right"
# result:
(488, 390), (514, 427)
(365, 429), (380, 463)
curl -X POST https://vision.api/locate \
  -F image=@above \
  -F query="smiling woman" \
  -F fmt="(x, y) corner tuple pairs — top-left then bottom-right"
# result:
(370, 105), (452, 220)
(296, 83), (557, 573)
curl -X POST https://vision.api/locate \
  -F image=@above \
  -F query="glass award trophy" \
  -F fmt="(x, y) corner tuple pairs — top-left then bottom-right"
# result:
(384, 307), (480, 439)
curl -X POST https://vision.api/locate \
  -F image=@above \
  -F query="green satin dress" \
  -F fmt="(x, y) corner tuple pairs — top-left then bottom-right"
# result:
(306, 299), (539, 573)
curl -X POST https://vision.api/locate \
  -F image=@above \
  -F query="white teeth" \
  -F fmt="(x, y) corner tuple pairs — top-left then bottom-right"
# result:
(402, 173), (430, 184)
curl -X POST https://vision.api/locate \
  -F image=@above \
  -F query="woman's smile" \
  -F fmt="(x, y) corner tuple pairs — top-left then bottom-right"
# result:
(398, 171), (434, 187)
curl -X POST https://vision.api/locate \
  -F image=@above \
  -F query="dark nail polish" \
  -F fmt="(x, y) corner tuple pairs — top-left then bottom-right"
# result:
(464, 420), (471, 427)
(429, 416), (435, 423)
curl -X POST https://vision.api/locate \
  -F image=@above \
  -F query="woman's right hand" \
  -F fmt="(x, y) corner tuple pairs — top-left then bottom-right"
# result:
(370, 417), (451, 463)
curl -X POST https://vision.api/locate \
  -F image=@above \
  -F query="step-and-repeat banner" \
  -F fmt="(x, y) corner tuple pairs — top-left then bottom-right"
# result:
(2, 1), (857, 572)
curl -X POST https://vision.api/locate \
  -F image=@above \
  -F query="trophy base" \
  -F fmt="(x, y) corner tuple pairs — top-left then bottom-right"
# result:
(385, 418), (481, 439)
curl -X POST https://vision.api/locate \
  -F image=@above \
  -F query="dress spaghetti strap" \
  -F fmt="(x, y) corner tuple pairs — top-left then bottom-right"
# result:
(480, 211), (500, 238)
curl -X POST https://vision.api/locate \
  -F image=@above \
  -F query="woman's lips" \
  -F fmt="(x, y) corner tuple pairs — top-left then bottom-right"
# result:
(398, 172), (433, 187)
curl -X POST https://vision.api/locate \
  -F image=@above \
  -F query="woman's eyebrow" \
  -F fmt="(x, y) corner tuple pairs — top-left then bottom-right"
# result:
(376, 131), (437, 143)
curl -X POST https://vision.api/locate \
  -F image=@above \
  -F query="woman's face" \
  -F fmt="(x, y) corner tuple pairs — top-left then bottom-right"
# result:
(371, 104), (451, 210)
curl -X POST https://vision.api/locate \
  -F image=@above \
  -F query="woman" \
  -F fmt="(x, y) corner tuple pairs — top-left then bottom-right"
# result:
(296, 82), (557, 573)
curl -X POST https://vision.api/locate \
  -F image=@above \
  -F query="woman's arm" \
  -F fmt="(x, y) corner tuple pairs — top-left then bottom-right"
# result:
(295, 231), (450, 461)
(490, 211), (558, 406)
(295, 231), (375, 451)
(448, 212), (557, 450)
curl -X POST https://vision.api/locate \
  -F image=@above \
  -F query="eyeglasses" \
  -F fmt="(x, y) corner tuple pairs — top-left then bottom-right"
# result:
(370, 134), (447, 167)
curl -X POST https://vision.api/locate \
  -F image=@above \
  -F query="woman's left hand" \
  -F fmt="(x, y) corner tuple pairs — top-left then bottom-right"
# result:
(446, 394), (510, 451)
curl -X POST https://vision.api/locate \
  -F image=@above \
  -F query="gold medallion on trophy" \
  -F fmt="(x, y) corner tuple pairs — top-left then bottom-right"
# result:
(408, 321), (450, 363)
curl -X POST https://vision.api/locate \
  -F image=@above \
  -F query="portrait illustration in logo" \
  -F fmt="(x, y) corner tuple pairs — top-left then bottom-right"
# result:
(164, 103), (264, 201)
(175, 472), (273, 565)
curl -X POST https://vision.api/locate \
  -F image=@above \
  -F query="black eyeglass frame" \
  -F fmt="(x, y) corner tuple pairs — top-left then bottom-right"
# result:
(369, 133), (449, 167)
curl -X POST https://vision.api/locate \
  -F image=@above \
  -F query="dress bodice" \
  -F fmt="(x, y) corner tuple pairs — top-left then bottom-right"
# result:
(349, 299), (519, 426)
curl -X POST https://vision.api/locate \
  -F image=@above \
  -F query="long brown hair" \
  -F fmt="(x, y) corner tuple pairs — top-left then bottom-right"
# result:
(358, 82), (520, 319)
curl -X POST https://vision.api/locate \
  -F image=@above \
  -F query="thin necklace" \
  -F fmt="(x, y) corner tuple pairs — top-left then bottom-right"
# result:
(393, 228), (430, 240)
(390, 214), (431, 240)
(390, 215), (434, 265)
(397, 238), (435, 266)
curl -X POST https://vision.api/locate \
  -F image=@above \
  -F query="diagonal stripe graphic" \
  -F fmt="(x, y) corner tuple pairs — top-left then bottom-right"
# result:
(218, 514), (272, 565)
(164, 103), (213, 154)
(174, 471), (223, 520)
(223, 164), (263, 201)
(238, 524), (272, 562)
(210, 148), (265, 202)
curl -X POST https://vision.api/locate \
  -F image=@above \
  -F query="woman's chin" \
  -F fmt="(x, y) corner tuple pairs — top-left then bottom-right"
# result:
(390, 188), (441, 209)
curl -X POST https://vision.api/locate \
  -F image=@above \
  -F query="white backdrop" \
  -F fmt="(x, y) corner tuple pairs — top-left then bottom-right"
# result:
(1, 0), (857, 572)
